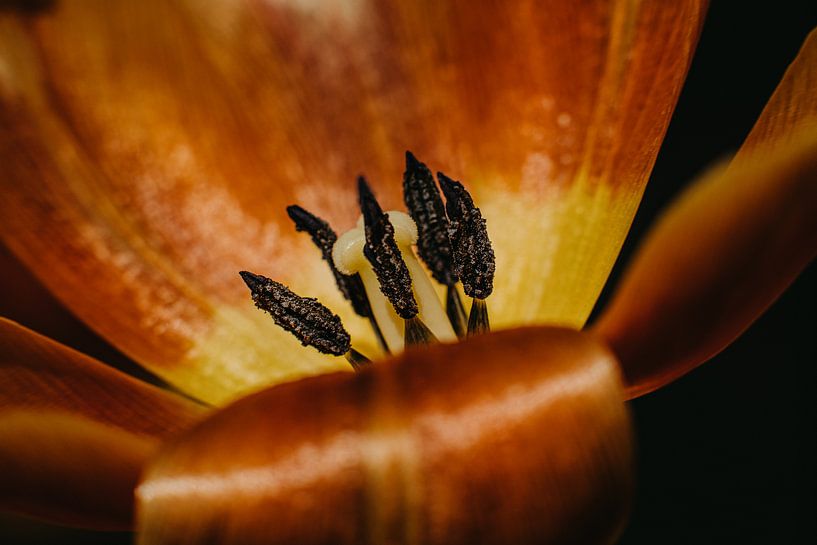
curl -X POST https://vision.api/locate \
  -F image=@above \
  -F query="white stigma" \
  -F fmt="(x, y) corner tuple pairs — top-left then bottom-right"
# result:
(333, 211), (456, 352)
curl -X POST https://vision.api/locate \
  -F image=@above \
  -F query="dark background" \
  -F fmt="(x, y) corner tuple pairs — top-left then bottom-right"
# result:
(1, 1), (815, 544)
(593, 1), (817, 543)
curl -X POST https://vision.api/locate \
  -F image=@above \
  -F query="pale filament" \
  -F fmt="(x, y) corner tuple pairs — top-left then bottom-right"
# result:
(333, 211), (456, 352)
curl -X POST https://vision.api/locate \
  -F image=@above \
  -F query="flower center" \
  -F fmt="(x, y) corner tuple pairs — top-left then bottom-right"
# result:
(240, 151), (495, 369)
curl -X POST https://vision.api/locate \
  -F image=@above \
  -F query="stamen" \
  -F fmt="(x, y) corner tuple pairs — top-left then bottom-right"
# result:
(403, 151), (457, 286)
(437, 172), (496, 300)
(286, 204), (388, 352)
(358, 176), (419, 320)
(437, 172), (495, 337)
(243, 153), (498, 370)
(403, 152), (468, 338)
(239, 271), (369, 369)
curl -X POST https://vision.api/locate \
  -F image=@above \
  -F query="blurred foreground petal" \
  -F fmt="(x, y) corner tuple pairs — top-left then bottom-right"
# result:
(137, 327), (632, 545)
(0, 1), (705, 403)
(0, 410), (152, 530)
(0, 318), (206, 527)
(595, 127), (817, 397)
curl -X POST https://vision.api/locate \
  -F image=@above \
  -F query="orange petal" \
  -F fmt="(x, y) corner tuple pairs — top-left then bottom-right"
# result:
(0, 409), (153, 530)
(0, 318), (206, 437)
(0, 243), (154, 379)
(594, 126), (817, 397)
(735, 28), (817, 159)
(136, 327), (632, 545)
(0, 1), (706, 404)
(595, 31), (817, 397)
(0, 318), (206, 527)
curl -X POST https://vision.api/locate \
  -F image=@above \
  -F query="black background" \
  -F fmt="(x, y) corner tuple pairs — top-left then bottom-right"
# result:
(1, 1), (815, 543)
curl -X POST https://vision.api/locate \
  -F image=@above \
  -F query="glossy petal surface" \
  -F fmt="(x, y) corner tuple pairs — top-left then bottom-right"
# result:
(137, 327), (632, 545)
(595, 38), (817, 398)
(0, 0), (705, 403)
(0, 318), (205, 527)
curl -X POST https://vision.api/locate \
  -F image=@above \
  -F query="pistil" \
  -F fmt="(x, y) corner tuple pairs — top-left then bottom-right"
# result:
(333, 202), (456, 352)
(358, 177), (418, 320)
(360, 176), (458, 348)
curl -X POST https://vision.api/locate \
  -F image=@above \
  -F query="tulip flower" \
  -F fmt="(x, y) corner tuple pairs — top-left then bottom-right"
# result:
(0, 1), (815, 544)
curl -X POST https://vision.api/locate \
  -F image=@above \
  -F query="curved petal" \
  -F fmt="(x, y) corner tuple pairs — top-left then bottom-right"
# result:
(735, 28), (817, 158)
(595, 31), (817, 397)
(0, 318), (206, 437)
(594, 125), (817, 397)
(136, 327), (632, 545)
(0, 1), (706, 404)
(0, 409), (153, 530)
(0, 318), (206, 528)
(0, 243), (158, 381)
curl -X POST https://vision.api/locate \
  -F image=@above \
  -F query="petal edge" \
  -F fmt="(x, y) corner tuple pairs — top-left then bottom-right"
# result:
(595, 129), (817, 397)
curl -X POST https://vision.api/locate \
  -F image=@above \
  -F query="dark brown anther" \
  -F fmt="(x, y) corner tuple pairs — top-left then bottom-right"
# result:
(437, 172), (496, 300)
(358, 176), (419, 320)
(403, 151), (457, 286)
(239, 271), (351, 356)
